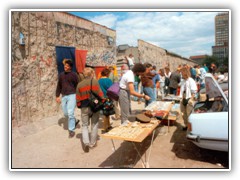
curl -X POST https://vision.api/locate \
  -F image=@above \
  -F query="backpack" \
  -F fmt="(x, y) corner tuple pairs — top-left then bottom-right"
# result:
(106, 82), (120, 101)
(102, 98), (115, 116)
(165, 77), (170, 86)
(89, 79), (104, 112)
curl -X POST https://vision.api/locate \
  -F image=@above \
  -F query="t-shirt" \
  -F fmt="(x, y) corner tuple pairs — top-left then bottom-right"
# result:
(98, 78), (113, 97)
(134, 75), (141, 83)
(217, 74), (225, 82)
(152, 74), (160, 88)
(127, 57), (134, 66)
(119, 70), (134, 90)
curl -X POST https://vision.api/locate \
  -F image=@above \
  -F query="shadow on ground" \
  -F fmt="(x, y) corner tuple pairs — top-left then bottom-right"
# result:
(58, 117), (81, 131)
(170, 121), (229, 168)
(98, 127), (161, 168)
(58, 117), (68, 130)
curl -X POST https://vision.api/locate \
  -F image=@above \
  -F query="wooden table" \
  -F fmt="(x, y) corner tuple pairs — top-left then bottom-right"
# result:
(101, 119), (160, 168)
(146, 100), (178, 133)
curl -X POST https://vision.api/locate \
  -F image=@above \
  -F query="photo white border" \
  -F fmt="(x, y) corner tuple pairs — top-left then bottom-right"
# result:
(8, 7), (232, 175)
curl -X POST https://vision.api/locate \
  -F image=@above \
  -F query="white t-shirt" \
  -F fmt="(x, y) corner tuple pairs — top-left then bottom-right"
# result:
(179, 77), (197, 99)
(164, 72), (171, 78)
(119, 70), (134, 90)
(127, 57), (134, 66)
(217, 74), (225, 82)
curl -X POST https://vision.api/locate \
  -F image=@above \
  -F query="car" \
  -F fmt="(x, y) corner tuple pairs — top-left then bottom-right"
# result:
(186, 73), (229, 152)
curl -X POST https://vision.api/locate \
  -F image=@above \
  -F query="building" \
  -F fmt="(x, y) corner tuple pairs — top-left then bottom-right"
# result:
(189, 55), (208, 65)
(212, 12), (229, 64)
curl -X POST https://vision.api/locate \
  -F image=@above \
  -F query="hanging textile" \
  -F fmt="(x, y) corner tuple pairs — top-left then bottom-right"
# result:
(95, 66), (107, 79)
(75, 49), (87, 73)
(55, 46), (76, 74)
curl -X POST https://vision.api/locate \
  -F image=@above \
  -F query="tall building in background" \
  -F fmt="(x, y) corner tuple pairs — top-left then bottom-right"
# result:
(212, 12), (229, 64)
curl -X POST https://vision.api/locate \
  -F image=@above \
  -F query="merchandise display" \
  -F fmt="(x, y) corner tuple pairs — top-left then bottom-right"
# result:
(101, 119), (159, 142)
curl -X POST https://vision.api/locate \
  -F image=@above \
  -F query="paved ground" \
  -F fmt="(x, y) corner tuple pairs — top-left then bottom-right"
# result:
(11, 100), (229, 169)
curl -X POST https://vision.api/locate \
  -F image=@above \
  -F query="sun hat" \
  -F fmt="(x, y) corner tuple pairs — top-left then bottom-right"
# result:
(136, 113), (151, 123)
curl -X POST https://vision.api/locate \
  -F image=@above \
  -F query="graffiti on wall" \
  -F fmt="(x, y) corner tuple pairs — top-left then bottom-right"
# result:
(86, 49), (116, 67)
(11, 55), (58, 126)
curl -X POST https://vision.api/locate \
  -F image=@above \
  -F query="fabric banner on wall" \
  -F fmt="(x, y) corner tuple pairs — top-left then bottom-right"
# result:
(75, 49), (87, 73)
(95, 66), (107, 79)
(55, 46), (76, 74)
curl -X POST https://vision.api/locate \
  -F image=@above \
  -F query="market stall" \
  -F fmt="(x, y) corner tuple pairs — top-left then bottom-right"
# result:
(100, 101), (175, 168)
(101, 119), (159, 168)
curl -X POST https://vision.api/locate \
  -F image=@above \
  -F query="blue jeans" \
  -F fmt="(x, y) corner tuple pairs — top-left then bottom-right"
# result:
(61, 94), (76, 132)
(159, 82), (165, 99)
(169, 87), (177, 95)
(143, 87), (155, 107)
(153, 87), (157, 101)
(133, 82), (139, 101)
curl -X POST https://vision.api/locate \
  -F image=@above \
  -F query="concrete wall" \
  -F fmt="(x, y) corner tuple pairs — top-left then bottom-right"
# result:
(117, 46), (140, 63)
(138, 40), (196, 71)
(11, 12), (116, 126)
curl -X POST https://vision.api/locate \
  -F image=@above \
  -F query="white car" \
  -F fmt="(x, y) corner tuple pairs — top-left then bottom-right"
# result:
(186, 73), (229, 152)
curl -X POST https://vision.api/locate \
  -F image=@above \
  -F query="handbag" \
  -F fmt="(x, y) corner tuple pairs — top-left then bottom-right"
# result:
(182, 98), (190, 106)
(102, 98), (115, 116)
(89, 79), (104, 112)
(106, 82), (120, 101)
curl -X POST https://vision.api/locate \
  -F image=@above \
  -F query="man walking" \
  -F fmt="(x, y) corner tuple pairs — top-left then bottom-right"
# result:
(56, 59), (79, 138)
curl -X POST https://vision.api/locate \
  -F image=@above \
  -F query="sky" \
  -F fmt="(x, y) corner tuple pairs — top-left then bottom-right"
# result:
(69, 10), (225, 59)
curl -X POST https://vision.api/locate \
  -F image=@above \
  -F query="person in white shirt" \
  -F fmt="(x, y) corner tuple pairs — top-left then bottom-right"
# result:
(126, 54), (135, 69)
(119, 63), (150, 124)
(158, 68), (165, 100)
(164, 66), (171, 95)
(217, 71), (225, 83)
(179, 67), (198, 131)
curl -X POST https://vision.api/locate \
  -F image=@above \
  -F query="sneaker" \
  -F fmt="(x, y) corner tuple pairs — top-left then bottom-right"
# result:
(107, 126), (113, 131)
(89, 142), (97, 149)
(75, 120), (80, 127)
(68, 131), (75, 138)
(102, 130), (107, 134)
(83, 144), (89, 153)
(182, 126), (188, 131)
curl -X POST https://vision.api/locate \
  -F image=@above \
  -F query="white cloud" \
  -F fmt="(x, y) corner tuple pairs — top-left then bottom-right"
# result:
(88, 11), (223, 58)
(89, 14), (118, 29)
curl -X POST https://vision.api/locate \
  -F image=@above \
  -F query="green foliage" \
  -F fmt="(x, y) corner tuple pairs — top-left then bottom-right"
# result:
(202, 55), (219, 67)
(203, 55), (229, 73)
(223, 57), (229, 66)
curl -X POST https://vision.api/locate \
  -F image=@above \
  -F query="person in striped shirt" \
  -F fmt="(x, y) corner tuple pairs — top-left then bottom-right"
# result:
(76, 67), (104, 152)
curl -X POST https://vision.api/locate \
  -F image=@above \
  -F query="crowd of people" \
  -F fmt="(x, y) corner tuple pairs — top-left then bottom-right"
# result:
(55, 57), (228, 153)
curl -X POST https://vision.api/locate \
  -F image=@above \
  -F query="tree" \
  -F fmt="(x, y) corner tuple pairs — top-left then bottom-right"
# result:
(223, 56), (229, 66)
(203, 55), (219, 67)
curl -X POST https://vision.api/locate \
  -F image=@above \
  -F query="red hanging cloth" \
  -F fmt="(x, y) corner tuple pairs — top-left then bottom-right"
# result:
(75, 49), (87, 73)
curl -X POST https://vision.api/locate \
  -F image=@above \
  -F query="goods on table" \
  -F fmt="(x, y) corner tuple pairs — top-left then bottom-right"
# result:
(145, 101), (172, 111)
(144, 110), (154, 118)
(105, 120), (158, 139)
(162, 95), (181, 102)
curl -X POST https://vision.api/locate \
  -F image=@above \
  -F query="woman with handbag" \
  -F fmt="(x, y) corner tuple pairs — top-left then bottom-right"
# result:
(76, 67), (104, 152)
(179, 67), (198, 131)
(98, 68), (114, 132)
(108, 66), (121, 120)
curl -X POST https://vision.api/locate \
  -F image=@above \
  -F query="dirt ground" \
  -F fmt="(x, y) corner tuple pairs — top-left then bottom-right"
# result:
(11, 100), (229, 169)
